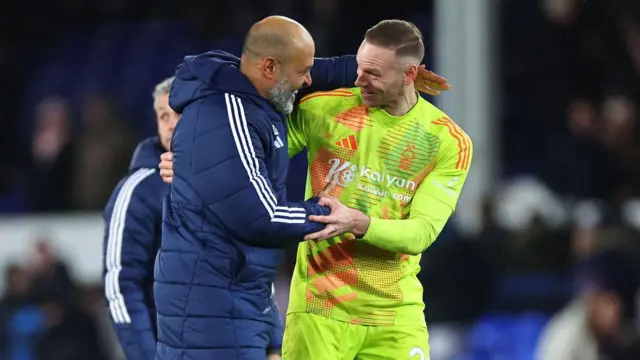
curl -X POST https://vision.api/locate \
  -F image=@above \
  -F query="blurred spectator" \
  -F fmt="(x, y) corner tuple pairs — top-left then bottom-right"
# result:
(569, 201), (622, 259)
(0, 265), (32, 315)
(597, 95), (640, 200)
(35, 296), (107, 360)
(72, 95), (137, 211)
(0, 242), (109, 360)
(535, 247), (640, 360)
(27, 240), (77, 309)
(26, 97), (75, 213)
(0, 264), (40, 359)
(544, 99), (618, 199)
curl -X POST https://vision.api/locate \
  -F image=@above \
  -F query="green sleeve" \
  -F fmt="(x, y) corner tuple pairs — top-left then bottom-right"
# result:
(287, 105), (309, 158)
(360, 139), (473, 255)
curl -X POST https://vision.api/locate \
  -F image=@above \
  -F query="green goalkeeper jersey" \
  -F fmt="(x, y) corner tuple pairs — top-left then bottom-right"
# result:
(286, 87), (473, 327)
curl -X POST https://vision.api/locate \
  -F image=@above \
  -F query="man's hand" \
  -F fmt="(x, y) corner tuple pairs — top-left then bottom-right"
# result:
(159, 152), (174, 184)
(267, 354), (281, 360)
(305, 196), (371, 241)
(317, 181), (337, 198)
(415, 65), (451, 96)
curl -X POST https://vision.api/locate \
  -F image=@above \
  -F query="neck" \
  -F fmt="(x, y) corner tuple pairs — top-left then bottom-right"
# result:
(240, 55), (271, 99)
(381, 85), (418, 116)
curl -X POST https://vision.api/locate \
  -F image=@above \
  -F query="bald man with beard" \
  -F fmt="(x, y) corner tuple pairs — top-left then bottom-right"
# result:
(154, 16), (349, 360)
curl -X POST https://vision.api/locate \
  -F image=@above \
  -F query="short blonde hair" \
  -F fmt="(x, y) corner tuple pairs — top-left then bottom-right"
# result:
(364, 20), (425, 62)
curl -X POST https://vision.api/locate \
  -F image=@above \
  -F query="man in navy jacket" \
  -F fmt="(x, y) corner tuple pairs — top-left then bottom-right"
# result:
(154, 16), (360, 360)
(104, 76), (285, 359)
(102, 77), (178, 359)
(104, 77), (286, 360)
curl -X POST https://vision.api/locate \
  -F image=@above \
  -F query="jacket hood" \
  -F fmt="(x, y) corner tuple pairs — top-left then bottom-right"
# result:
(129, 137), (164, 171)
(169, 51), (261, 114)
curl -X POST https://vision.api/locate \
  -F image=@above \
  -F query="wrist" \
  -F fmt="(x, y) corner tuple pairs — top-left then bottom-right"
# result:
(267, 347), (282, 357)
(352, 211), (371, 237)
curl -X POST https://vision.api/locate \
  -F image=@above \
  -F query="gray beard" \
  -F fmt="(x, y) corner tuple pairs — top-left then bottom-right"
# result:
(268, 79), (297, 115)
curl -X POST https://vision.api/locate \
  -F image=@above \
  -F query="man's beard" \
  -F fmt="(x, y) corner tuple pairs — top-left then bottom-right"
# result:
(268, 78), (297, 115)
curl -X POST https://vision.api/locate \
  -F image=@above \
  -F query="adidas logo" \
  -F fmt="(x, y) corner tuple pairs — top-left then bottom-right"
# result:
(335, 135), (358, 150)
(272, 124), (284, 149)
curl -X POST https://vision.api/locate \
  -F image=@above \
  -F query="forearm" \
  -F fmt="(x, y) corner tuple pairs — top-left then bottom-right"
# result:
(207, 119), (330, 246)
(359, 218), (436, 255)
(359, 200), (451, 255)
(217, 196), (330, 246)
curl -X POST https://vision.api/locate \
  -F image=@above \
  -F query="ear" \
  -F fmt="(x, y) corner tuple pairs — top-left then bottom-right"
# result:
(404, 64), (419, 85)
(260, 57), (279, 80)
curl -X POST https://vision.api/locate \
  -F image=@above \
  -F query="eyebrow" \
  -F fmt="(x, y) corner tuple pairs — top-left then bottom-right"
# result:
(362, 66), (381, 75)
(356, 58), (381, 73)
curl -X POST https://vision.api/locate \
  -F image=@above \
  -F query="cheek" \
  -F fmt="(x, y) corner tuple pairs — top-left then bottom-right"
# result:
(292, 77), (305, 90)
(374, 81), (390, 94)
(157, 122), (168, 136)
(363, 79), (382, 91)
(390, 76), (405, 89)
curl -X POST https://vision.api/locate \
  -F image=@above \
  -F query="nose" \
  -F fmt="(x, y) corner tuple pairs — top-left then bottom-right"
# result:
(303, 73), (312, 88)
(355, 74), (366, 88)
(168, 115), (179, 133)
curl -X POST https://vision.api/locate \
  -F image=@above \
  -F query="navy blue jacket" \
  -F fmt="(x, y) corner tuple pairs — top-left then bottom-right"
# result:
(155, 51), (357, 360)
(103, 137), (166, 360)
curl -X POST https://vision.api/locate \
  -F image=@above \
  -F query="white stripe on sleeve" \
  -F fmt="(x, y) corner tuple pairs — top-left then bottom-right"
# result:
(230, 93), (277, 210)
(224, 93), (306, 224)
(105, 168), (155, 324)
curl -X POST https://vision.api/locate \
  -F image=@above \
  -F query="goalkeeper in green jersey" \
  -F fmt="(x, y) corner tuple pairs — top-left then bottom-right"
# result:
(282, 20), (472, 360)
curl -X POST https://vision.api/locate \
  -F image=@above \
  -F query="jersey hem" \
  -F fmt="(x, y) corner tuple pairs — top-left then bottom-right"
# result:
(285, 308), (427, 327)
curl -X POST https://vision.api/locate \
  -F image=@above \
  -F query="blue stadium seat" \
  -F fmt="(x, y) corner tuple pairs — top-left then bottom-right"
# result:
(464, 312), (549, 360)
(492, 273), (572, 313)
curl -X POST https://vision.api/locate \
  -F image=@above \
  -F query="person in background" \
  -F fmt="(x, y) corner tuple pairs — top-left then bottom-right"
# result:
(0, 264), (39, 359)
(105, 75), (287, 359)
(28, 240), (77, 310)
(27, 98), (75, 212)
(102, 77), (179, 360)
(74, 95), (137, 211)
(536, 247), (640, 360)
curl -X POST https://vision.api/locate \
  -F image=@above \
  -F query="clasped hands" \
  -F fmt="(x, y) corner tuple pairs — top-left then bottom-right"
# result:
(160, 152), (369, 241)
(304, 182), (370, 241)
